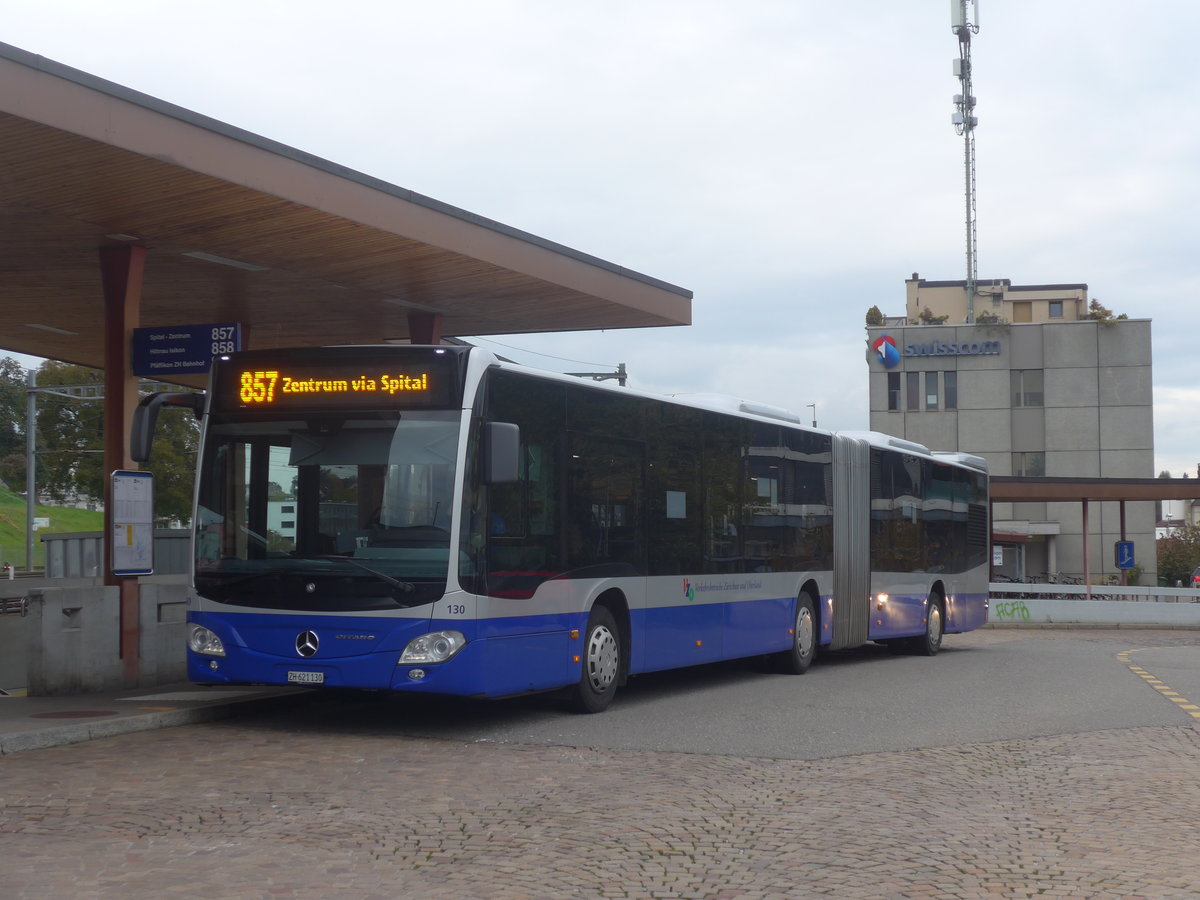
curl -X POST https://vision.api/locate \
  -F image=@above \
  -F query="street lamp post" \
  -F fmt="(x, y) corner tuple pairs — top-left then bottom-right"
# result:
(25, 370), (35, 572)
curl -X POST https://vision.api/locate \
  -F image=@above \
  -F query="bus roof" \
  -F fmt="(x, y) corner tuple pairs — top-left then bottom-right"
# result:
(486, 351), (989, 469)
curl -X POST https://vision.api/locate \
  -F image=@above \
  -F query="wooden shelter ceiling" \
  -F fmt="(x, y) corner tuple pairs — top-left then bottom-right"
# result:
(0, 44), (691, 385)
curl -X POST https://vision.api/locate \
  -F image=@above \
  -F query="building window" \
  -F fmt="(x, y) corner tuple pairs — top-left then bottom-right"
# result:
(887, 372), (900, 411)
(1012, 452), (1045, 477)
(925, 372), (939, 410)
(281, 520), (295, 529)
(1011, 369), (1044, 407)
(944, 371), (958, 409)
(1013, 301), (1032, 323)
(1048, 300), (1063, 318)
(906, 372), (920, 410)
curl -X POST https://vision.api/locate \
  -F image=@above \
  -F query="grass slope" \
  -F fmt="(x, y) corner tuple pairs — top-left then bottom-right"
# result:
(0, 484), (105, 569)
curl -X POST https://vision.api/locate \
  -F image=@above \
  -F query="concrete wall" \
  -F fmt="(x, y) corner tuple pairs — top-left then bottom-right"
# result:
(990, 597), (1200, 628)
(23, 575), (190, 695)
(989, 583), (1200, 628)
(0, 607), (28, 691)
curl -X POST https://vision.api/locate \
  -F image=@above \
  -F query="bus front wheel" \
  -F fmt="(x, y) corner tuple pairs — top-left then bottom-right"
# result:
(776, 592), (817, 674)
(571, 605), (621, 713)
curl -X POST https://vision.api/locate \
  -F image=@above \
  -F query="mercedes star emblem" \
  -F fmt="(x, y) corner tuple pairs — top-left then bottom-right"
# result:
(296, 631), (320, 657)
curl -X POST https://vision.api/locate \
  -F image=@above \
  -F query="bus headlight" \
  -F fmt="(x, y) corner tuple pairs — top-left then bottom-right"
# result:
(188, 625), (226, 657)
(400, 630), (466, 664)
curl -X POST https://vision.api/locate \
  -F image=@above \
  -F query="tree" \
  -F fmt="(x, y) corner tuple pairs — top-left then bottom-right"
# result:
(145, 409), (200, 525)
(267, 481), (292, 502)
(0, 356), (27, 489)
(1157, 522), (1200, 587)
(865, 305), (884, 326)
(1082, 298), (1128, 322)
(33, 361), (199, 525)
(32, 361), (105, 504)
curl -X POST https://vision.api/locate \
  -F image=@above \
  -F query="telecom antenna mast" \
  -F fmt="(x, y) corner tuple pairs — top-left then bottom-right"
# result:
(952, 0), (980, 321)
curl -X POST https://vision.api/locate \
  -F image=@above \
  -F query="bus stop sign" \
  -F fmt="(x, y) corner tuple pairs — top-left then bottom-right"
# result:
(132, 323), (240, 376)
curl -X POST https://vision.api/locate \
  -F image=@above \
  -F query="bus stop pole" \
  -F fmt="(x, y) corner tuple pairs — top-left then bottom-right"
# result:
(1119, 501), (1128, 588)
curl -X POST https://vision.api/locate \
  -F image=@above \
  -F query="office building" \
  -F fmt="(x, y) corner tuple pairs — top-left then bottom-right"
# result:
(866, 275), (1156, 583)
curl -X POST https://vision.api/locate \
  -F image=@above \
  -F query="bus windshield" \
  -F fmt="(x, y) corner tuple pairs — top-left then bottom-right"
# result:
(194, 409), (461, 611)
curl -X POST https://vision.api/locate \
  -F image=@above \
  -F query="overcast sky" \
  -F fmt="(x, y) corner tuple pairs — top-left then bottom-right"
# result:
(4, 1), (1198, 475)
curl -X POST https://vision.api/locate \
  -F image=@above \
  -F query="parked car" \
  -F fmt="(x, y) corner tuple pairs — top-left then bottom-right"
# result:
(1193, 566), (1200, 588)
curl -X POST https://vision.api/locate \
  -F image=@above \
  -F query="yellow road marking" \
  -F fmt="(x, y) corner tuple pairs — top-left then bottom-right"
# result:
(1119, 648), (1200, 723)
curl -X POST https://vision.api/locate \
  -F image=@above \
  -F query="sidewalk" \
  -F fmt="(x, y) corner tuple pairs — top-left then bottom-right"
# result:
(0, 682), (305, 755)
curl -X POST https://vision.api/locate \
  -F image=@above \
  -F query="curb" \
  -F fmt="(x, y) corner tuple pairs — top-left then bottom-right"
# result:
(0, 690), (308, 755)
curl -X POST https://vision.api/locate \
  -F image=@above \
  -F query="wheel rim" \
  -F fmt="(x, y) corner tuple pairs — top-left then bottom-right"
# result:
(928, 601), (942, 643)
(585, 624), (619, 692)
(796, 605), (815, 659)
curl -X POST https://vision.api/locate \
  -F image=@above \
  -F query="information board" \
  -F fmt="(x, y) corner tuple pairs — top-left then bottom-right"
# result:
(112, 470), (154, 576)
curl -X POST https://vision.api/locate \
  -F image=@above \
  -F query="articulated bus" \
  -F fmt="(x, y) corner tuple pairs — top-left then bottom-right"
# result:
(134, 344), (989, 713)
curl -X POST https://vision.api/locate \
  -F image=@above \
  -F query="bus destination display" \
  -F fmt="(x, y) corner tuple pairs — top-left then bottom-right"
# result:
(239, 370), (430, 403)
(218, 354), (459, 410)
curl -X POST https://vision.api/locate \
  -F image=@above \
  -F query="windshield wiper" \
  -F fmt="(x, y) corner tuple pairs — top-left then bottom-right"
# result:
(314, 555), (416, 594)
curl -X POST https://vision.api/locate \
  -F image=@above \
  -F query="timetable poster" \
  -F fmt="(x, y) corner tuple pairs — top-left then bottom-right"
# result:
(112, 470), (154, 576)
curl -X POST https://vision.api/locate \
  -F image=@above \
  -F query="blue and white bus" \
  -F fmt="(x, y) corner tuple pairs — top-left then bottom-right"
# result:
(134, 344), (989, 712)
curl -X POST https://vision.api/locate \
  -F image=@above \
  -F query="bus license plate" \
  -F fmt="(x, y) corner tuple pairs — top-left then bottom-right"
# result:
(287, 671), (324, 685)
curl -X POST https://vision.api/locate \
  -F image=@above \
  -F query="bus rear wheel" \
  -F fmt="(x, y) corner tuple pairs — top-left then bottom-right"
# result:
(571, 605), (621, 713)
(915, 593), (944, 656)
(776, 592), (817, 674)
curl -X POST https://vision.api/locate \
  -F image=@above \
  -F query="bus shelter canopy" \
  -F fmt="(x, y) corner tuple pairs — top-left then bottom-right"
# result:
(991, 477), (1200, 503)
(0, 42), (692, 384)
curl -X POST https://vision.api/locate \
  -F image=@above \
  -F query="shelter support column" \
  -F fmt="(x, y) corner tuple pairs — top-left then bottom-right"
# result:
(1081, 499), (1091, 600)
(408, 312), (443, 345)
(99, 244), (145, 686)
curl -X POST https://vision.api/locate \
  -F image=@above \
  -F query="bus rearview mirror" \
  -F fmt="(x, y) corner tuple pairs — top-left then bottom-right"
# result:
(131, 392), (205, 462)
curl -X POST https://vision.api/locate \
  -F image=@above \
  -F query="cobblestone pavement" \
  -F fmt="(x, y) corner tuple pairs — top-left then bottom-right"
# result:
(4, 629), (1200, 899)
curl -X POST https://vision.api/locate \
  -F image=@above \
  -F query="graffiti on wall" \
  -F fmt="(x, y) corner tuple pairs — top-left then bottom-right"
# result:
(992, 600), (1030, 623)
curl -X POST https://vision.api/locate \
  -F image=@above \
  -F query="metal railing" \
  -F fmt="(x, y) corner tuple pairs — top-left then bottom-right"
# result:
(0, 594), (29, 616)
(990, 582), (1200, 603)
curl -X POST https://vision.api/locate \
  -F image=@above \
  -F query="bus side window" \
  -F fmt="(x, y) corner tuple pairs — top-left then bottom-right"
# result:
(477, 370), (569, 597)
(567, 434), (644, 570)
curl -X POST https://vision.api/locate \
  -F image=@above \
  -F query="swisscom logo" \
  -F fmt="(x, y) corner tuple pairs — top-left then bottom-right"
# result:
(872, 334), (901, 368)
(871, 332), (1002, 367)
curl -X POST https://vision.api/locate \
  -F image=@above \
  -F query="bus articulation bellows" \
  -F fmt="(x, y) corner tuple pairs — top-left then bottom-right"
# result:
(133, 344), (989, 713)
